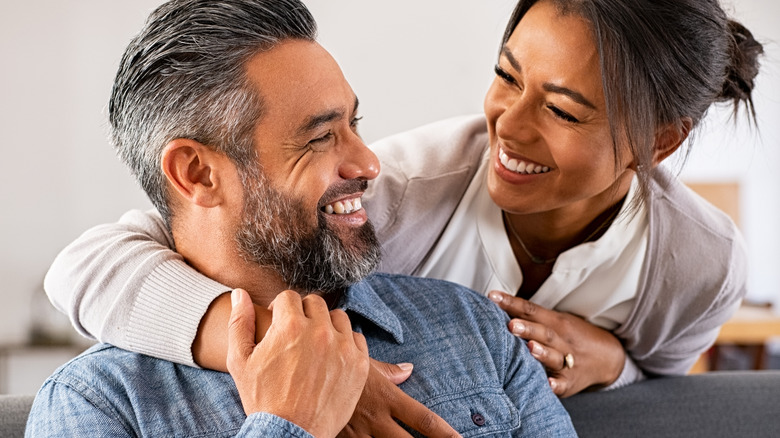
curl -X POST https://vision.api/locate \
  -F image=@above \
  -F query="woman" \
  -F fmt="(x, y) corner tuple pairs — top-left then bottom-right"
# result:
(47, 0), (761, 400)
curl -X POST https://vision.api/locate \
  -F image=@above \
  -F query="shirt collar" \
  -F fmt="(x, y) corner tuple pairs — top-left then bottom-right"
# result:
(338, 276), (404, 344)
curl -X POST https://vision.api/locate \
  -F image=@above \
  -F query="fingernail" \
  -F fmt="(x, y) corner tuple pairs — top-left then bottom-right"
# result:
(512, 322), (525, 335)
(397, 363), (413, 372)
(488, 291), (503, 303)
(532, 343), (544, 356)
(549, 378), (558, 391)
(231, 289), (240, 308)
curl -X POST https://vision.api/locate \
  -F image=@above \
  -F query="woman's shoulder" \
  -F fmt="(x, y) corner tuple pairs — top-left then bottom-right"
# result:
(369, 114), (488, 180)
(649, 167), (742, 245)
(365, 115), (490, 274)
(644, 166), (747, 296)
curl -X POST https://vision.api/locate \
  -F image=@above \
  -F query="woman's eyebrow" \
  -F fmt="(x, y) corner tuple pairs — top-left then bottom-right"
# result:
(501, 45), (596, 109)
(543, 83), (596, 109)
(501, 45), (523, 74)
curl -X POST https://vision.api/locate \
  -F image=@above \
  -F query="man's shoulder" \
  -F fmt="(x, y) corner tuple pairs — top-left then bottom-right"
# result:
(43, 343), (225, 398)
(364, 273), (507, 323)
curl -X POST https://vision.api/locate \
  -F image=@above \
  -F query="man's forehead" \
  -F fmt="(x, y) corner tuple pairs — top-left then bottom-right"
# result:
(244, 40), (356, 133)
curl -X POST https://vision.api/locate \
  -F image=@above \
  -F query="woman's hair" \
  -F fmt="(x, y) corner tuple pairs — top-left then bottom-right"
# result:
(501, 0), (763, 206)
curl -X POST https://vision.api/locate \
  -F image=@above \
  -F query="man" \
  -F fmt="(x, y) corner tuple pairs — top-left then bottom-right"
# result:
(27, 0), (575, 436)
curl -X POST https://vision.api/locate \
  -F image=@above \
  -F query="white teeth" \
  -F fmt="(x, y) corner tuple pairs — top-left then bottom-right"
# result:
(322, 197), (363, 215)
(498, 147), (550, 175)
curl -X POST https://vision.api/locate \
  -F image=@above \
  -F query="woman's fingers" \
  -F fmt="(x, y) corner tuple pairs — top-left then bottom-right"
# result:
(548, 377), (568, 396)
(488, 290), (551, 323)
(508, 318), (559, 345)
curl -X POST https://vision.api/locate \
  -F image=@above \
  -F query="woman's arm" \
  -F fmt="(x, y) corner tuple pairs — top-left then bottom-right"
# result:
(44, 209), (236, 367)
(44, 210), (460, 437)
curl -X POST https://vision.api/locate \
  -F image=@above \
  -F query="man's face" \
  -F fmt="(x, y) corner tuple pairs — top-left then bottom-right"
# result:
(234, 40), (381, 293)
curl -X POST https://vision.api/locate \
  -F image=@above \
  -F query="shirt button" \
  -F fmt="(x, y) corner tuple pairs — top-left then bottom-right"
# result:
(472, 413), (486, 426)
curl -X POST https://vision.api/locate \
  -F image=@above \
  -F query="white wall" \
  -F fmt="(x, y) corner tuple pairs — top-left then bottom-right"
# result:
(1, 0), (778, 346)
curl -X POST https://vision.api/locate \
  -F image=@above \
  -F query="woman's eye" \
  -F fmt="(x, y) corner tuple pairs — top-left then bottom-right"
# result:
(350, 116), (363, 129)
(494, 65), (516, 85)
(548, 106), (580, 123)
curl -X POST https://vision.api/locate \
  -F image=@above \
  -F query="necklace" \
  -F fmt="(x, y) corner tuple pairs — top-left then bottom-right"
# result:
(503, 206), (621, 265)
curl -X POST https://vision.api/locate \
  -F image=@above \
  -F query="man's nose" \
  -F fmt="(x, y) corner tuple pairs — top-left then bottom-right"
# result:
(339, 132), (380, 181)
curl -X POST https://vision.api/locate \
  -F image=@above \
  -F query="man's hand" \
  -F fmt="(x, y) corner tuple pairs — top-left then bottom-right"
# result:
(227, 289), (370, 437)
(489, 291), (625, 398)
(337, 359), (461, 438)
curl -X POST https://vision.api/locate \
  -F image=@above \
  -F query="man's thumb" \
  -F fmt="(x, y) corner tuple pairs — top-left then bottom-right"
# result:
(226, 289), (256, 371)
(370, 358), (414, 385)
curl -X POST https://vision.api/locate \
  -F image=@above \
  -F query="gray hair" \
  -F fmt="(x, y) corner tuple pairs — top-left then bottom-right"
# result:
(109, 0), (317, 227)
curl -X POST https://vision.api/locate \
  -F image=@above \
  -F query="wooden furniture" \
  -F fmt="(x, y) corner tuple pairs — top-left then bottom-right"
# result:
(710, 303), (780, 370)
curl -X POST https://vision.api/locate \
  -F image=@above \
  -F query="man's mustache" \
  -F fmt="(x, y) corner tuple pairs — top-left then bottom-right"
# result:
(318, 179), (369, 207)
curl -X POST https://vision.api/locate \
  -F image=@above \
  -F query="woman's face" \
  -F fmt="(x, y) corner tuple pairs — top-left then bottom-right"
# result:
(484, 0), (634, 218)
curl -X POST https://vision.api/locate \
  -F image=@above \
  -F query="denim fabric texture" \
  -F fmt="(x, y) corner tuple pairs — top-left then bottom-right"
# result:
(26, 273), (575, 437)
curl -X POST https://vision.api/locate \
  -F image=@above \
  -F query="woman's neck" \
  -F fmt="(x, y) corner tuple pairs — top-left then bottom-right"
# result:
(504, 173), (633, 297)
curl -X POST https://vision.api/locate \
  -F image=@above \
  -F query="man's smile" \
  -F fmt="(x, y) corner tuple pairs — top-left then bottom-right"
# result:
(322, 196), (363, 215)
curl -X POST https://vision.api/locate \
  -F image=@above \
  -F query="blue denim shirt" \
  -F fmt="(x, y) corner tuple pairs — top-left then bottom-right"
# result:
(26, 273), (576, 437)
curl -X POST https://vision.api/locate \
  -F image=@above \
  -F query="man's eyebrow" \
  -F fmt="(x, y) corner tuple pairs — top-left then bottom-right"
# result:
(500, 45), (596, 110)
(297, 110), (343, 136)
(297, 96), (360, 136)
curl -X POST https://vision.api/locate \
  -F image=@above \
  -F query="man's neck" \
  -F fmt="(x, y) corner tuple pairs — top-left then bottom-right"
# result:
(200, 260), (346, 308)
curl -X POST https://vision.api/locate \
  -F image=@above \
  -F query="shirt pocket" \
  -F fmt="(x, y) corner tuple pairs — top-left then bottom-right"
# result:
(422, 386), (520, 437)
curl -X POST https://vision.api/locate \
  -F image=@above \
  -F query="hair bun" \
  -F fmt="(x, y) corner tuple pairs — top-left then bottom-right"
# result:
(720, 19), (764, 115)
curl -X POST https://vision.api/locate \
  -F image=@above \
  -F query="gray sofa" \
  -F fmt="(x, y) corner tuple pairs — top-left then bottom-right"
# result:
(561, 370), (780, 437)
(0, 394), (34, 438)
(6, 371), (780, 437)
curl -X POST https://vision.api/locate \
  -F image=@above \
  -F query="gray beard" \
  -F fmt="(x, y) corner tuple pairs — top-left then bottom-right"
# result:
(233, 166), (381, 295)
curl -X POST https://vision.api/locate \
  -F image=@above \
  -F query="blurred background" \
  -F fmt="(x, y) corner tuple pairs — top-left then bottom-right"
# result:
(1, 0), (778, 393)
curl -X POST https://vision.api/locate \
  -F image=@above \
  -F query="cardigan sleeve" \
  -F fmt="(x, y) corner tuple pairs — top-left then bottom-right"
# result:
(44, 209), (229, 367)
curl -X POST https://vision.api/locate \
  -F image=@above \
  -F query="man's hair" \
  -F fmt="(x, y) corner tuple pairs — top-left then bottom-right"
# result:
(109, 0), (317, 227)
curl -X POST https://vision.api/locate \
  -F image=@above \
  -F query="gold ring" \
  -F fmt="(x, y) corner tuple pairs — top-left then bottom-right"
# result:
(563, 353), (574, 369)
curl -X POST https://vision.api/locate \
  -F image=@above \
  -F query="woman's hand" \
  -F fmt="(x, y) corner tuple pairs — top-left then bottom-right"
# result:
(488, 291), (626, 398)
(338, 359), (461, 438)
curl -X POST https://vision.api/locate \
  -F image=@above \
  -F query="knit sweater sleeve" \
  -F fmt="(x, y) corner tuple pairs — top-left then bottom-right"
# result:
(44, 209), (230, 367)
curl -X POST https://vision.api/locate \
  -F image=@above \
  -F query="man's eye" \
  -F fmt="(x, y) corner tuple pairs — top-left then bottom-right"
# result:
(308, 132), (333, 146)
(350, 116), (363, 129)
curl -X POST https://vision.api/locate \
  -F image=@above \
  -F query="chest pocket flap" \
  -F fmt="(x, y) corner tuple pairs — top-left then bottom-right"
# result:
(422, 387), (520, 437)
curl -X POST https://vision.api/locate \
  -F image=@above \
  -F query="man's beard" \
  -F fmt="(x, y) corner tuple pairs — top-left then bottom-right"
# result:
(234, 166), (381, 295)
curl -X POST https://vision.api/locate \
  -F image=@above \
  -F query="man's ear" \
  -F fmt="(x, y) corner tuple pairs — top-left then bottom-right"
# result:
(652, 117), (693, 166)
(161, 139), (231, 208)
